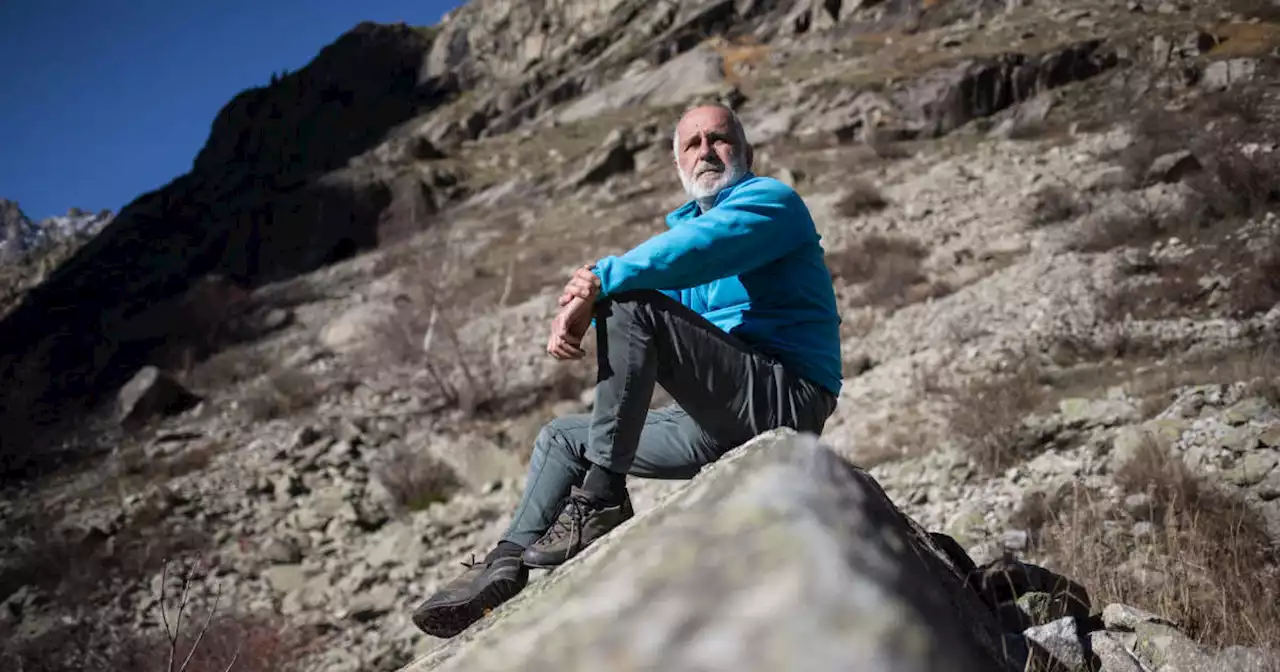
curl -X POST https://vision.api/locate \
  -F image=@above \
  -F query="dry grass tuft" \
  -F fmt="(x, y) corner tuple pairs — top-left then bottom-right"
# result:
(1004, 118), (1053, 141)
(826, 234), (951, 310)
(373, 442), (463, 513)
(1026, 184), (1084, 227)
(1027, 439), (1280, 650)
(1187, 144), (1280, 221)
(1067, 205), (1166, 254)
(183, 348), (273, 392)
(707, 35), (771, 87)
(1089, 210), (1280, 322)
(834, 179), (889, 218)
(238, 368), (325, 421)
(827, 234), (924, 284)
(1099, 259), (1208, 321)
(940, 354), (1047, 473)
(1227, 247), (1280, 318)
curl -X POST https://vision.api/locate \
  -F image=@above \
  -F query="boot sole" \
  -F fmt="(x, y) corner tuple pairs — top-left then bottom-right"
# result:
(520, 554), (568, 570)
(412, 578), (524, 638)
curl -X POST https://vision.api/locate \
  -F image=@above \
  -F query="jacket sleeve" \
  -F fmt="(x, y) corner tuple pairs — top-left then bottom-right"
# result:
(590, 181), (813, 296)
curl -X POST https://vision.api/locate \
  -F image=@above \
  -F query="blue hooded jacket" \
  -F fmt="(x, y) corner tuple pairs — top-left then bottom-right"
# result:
(591, 173), (843, 395)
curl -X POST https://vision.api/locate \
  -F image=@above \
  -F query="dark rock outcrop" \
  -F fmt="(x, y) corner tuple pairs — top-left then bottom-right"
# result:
(906, 40), (1119, 137)
(0, 23), (441, 460)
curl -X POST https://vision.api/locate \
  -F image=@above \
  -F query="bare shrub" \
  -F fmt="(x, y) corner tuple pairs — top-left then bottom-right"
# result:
(1186, 144), (1280, 220)
(826, 234), (948, 309)
(1025, 184), (1083, 227)
(1226, 247), (1280, 318)
(866, 136), (914, 160)
(155, 559), (241, 672)
(834, 179), (889, 218)
(1197, 85), (1267, 125)
(827, 234), (923, 284)
(151, 275), (255, 374)
(238, 368), (324, 421)
(183, 348), (272, 392)
(1, 560), (314, 672)
(1004, 118), (1051, 141)
(1026, 439), (1280, 650)
(1099, 261), (1207, 321)
(1068, 206), (1165, 253)
(369, 239), (514, 417)
(154, 612), (312, 672)
(1093, 214), (1280, 322)
(1111, 88), (1275, 191)
(940, 354), (1047, 473)
(373, 442), (463, 513)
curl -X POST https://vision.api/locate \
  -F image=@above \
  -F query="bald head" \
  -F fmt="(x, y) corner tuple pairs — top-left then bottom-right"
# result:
(672, 104), (753, 210)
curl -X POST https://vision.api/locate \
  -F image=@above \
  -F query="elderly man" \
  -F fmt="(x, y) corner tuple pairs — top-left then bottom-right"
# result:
(412, 102), (842, 638)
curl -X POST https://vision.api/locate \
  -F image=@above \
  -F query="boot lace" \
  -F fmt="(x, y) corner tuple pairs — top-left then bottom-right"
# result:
(542, 493), (593, 544)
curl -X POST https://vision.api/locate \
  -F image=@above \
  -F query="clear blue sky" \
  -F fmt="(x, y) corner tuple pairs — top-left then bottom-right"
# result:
(0, 0), (461, 221)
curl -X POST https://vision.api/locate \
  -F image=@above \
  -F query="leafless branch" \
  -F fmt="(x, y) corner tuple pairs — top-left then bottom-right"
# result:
(154, 557), (241, 672)
(159, 560), (172, 639)
(168, 562), (195, 672)
(221, 640), (242, 672)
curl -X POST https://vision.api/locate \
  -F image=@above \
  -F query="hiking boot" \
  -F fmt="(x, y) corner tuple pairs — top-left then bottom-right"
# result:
(412, 552), (528, 638)
(521, 486), (634, 568)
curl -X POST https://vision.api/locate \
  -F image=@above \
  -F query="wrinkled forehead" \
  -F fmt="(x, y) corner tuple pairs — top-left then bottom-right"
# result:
(675, 106), (737, 144)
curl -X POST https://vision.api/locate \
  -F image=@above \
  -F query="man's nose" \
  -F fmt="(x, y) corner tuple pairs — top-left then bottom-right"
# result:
(697, 135), (715, 159)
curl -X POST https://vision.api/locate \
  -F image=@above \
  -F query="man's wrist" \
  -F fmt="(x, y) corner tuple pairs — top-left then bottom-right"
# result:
(588, 262), (606, 294)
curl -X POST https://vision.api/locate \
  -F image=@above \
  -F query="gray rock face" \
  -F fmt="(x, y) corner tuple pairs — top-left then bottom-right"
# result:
(1024, 616), (1087, 669)
(557, 45), (728, 125)
(402, 430), (1012, 672)
(1146, 149), (1202, 184)
(564, 130), (638, 188)
(1201, 58), (1258, 90)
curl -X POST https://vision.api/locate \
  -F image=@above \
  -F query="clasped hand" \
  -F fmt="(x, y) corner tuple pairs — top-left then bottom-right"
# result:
(546, 264), (601, 360)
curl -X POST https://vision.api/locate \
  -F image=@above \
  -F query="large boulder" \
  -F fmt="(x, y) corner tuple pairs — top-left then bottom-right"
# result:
(402, 430), (1015, 672)
(116, 366), (202, 429)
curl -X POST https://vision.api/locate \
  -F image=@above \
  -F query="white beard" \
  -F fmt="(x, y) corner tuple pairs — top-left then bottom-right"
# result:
(679, 158), (747, 211)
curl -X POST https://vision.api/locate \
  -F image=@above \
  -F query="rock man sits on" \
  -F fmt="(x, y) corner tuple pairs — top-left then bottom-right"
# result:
(413, 102), (843, 638)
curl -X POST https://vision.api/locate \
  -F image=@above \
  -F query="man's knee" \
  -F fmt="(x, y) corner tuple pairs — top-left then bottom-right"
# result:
(533, 418), (584, 461)
(595, 289), (676, 326)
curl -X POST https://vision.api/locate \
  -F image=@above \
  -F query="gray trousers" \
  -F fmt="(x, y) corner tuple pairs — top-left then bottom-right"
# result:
(502, 290), (838, 547)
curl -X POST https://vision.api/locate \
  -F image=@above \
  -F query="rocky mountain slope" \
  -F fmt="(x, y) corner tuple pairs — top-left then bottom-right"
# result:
(3, 0), (1280, 670)
(0, 199), (113, 329)
(0, 200), (113, 263)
